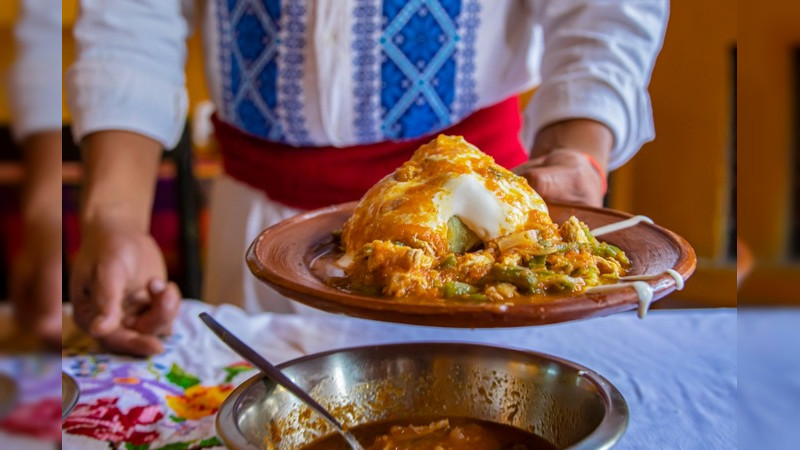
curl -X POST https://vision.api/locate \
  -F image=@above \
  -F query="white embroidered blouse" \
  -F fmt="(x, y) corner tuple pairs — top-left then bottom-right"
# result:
(66, 0), (668, 169)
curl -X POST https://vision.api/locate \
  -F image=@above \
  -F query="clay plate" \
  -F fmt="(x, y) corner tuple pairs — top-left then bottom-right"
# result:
(246, 202), (696, 327)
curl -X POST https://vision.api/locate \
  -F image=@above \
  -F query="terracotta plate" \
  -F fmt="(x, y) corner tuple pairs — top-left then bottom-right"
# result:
(246, 202), (696, 327)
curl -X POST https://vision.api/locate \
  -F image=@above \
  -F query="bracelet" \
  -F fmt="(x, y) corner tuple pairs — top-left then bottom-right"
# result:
(580, 153), (608, 195)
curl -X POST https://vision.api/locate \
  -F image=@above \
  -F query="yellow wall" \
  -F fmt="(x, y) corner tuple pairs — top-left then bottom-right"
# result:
(737, 1), (800, 305)
(610, 0), (738, 307)
(0, 2), (19, 123)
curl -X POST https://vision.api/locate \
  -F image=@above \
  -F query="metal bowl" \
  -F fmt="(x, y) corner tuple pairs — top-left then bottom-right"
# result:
(0, 373), (17, 419)
(62, 372), (80, 419)
(217, 343), (628, 449)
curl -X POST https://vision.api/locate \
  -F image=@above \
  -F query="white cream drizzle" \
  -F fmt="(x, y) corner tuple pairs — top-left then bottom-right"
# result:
(586, 269), (685, 319)
(591, 215), (654, 236)
(620, 269), (684, 290)
(586, 281), (654, 319)
(436, 174), (508, 241)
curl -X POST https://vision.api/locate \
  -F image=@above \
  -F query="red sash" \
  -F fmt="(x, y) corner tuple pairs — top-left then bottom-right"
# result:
(213, 96), (527, 210)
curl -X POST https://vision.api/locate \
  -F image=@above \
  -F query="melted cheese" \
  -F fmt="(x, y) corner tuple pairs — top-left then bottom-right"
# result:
(341, 135), (554, 260)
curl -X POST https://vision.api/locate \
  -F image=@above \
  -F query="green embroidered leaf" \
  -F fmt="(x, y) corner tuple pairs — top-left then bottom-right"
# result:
(152, 443), (189, 450)
(166, 363), (200, 389)
(198, 436), (223, 448)
(125, 443), (150, 450)
(223, 365), (254, 383)
(168, 415), (186, 423)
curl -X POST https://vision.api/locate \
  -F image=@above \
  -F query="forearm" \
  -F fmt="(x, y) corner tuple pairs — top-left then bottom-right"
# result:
(80, 130), (162, 232)
(21, 131), (62, 229)
(532, 119), (614, 174)
(531, 0), (668, 169)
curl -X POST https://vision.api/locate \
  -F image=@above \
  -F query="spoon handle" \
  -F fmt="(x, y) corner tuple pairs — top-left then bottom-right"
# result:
(198, 313), (363, 449)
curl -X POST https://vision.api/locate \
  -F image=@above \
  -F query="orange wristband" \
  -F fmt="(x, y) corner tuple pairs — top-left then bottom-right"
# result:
(581, 153), (608, 195)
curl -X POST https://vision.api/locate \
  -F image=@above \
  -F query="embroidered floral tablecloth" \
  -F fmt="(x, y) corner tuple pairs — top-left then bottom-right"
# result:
(52, 300), (739, 449)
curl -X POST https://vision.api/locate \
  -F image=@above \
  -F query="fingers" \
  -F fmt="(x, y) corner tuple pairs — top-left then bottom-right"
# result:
(516, 162), (558, 199)
(514, 149), (606, 207)
(133, 279), (182, 336)
(100, 278), (181, 356)
(98, 327), (165, 356)
(88, 262), (128, 337)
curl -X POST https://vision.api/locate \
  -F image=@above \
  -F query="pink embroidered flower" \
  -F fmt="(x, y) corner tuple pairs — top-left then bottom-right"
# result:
(0, 397), (62, 440)
(62, 397), (164, 445)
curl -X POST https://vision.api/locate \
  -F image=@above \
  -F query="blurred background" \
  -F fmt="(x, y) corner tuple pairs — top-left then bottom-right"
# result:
(0, 0), (793, 309)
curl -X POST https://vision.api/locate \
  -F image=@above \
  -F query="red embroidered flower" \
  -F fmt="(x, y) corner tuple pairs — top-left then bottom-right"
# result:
(0, 397), (62, 440)
(62, 397), (164, 445)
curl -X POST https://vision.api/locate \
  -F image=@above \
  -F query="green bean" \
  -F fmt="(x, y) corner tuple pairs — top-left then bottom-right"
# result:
(438, 254), (457, 269)
(491, 265), (538, 291)
(529, 255), (547, 267)
(451, 293), (489, 303)
(443, 281), (477, 298)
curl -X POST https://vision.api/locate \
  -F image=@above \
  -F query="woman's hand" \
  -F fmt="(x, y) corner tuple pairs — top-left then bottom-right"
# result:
(11, 222), (62, 348)
(513, 148), (606, 207)
(10, 131), (62, 348)
(71, 130), (180, 356)
(514, 119), (613, 207)
(70, 221), (181, 356)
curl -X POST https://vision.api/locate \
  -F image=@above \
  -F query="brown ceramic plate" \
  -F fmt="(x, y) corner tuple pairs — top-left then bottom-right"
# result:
(246, 202), (696, 327)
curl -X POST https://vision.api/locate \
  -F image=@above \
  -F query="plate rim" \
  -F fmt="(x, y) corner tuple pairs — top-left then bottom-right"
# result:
(246, 201), (697, 327)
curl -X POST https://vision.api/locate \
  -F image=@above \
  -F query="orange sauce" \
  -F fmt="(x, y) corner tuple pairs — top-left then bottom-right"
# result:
(300, 417), (556, 450)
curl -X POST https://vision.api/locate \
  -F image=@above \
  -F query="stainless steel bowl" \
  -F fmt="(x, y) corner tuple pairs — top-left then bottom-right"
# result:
(62, 372), (80, 419)
(217, 343), (628, 449)
(0, 373), (17, 419)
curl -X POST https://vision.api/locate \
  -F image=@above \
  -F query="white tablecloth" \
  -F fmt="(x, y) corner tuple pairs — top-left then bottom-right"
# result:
(57, 301), (738, 449)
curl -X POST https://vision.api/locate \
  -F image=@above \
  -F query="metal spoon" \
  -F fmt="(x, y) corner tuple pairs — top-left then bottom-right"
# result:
(198, 313), (364, 450)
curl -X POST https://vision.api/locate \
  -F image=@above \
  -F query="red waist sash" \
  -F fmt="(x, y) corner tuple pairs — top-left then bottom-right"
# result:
(213, 96), (527, 210)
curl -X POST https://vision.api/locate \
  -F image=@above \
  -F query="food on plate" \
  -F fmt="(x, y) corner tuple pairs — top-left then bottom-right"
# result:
(330, 135), (629, 303)
(300, 417), (555, 450)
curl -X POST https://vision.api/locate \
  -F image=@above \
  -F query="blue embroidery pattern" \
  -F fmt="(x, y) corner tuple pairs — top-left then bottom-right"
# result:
(352, 0), (381, 143)
(279, 0), (312, 145)
(372, 0), (478, 140)
(454, 0), (480, 118)
(217, 0), (310, 143)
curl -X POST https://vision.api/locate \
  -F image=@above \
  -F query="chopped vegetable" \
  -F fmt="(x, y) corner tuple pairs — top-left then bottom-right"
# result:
(490, 265), (538, 292)
(496, 230), (539, 252)
(438, 254), (457, 269)
(443, 281), (477, 298)
(447, 216), (481, 253)
(529, 255), (547, 267)
(462, 293), (489, 302)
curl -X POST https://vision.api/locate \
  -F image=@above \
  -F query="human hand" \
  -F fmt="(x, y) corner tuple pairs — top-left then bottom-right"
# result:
(11, 131), (63, 348)
(70, 222), (181, 356)
(513, 148), (606, 207)
(10, 223), (62, 348)
(514, 119), (612, 207)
